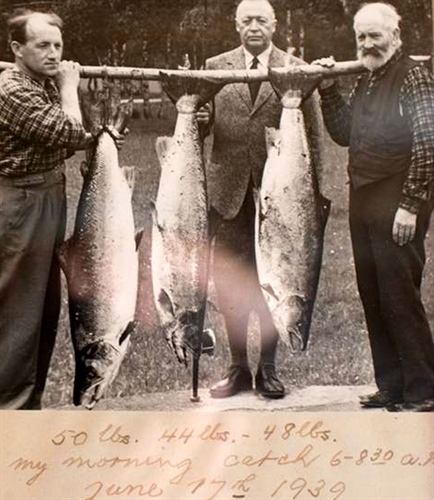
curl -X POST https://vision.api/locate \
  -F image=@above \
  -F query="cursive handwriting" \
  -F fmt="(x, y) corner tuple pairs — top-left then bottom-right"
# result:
(84, 481), (163, 500)
(8, 457), (48, 486)
(224, 445), (320, 469)
(4, 417), (433, 500)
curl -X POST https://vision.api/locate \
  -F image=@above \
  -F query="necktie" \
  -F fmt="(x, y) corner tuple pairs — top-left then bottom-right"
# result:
(248, 57), (261, 104)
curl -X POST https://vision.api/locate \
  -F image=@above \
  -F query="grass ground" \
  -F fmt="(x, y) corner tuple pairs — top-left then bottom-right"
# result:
(42, 105), (434, 408)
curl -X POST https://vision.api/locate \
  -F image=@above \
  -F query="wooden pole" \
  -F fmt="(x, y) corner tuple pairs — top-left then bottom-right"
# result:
(1, 57), (429, 83)
(0, 60), (367, 82)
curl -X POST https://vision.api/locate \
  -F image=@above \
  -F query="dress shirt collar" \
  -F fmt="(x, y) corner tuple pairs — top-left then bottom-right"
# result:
(243, 44), (273, 70)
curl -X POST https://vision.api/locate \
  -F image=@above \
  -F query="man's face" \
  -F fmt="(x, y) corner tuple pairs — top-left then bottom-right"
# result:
(354, 13), (399, 71)
(12, 16), (63, 82)
(236, 1), (276, 55)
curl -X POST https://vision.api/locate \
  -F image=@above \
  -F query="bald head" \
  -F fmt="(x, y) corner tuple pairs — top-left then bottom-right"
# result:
(236, 0), (275, 22)
(8, 10), (63, 45)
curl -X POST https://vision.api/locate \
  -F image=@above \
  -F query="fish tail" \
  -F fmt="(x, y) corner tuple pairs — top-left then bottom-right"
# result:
(159, 72), (223, 111)
(80, 79), (133, 135)
(269, 66), (320, 107)
(119, 320), (137, 346)
(56, 238), (72, 277)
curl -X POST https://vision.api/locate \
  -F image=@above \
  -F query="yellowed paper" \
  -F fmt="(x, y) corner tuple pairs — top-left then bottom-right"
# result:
(1, 411), (433, 499)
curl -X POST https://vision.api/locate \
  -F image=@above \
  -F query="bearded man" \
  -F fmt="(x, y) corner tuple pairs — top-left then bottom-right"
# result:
(316, 2), (434, 412)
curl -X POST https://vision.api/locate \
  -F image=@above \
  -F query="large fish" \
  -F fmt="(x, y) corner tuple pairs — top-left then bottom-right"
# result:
(152, 73), (221, 396)
(59, 83), (140, 409)
(255, 68), (330, 351)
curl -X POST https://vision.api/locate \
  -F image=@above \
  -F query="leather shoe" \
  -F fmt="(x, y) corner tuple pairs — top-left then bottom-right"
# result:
(387, 398), (434, 412)
(255, 363), (285, 399)
(359, 390), (403, 408)
(210, 365), (253, 398)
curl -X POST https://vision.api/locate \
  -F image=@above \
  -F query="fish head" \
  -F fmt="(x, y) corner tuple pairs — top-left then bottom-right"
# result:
(159, 72), (224, 113)
(166, 310), (203, 366)
(72, 321), (136, 409)
(73, 341), (121, 409)
(273, 295), (310, 352)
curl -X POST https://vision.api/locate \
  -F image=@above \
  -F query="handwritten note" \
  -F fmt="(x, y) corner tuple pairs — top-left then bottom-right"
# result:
(1, 411), (433, 499)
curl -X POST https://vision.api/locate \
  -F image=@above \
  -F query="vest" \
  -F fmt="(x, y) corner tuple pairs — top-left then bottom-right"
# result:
(348, 55), (418, 188)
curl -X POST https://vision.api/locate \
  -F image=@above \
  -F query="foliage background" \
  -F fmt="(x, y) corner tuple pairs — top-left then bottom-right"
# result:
(0, 0), (432, 408)
(0, 0), (433, 66)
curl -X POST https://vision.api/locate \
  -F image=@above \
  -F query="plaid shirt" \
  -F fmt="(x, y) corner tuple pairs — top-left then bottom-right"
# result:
(0, 67), (86, 176)
(319, 50), (434, 213)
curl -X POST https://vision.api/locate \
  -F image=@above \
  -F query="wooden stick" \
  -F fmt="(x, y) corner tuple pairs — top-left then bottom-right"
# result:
(0, 60), (367, 81)
(1, 56), (429, 83)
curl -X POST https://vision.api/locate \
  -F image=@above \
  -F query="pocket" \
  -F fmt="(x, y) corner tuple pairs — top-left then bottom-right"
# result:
(0, 186), (29, 234)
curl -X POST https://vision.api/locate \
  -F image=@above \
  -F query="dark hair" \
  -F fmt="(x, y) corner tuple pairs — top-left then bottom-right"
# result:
(8, 9), (63, 45)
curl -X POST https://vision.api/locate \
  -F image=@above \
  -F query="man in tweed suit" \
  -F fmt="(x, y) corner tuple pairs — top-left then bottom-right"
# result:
(199, 0), (324, 399)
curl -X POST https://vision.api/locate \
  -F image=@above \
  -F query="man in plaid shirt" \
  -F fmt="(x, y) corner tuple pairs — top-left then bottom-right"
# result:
(316, 2), (434, 412)
(0, 10), (90, 409)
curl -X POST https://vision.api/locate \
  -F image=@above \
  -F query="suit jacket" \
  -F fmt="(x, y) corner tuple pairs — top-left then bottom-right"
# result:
(205, 45), (325, 220)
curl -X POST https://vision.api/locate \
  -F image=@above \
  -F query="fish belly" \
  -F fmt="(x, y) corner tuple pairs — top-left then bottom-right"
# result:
(152, 117), (208, 326)
(69, 133), (138, 348)
(256, 109), (323, 348)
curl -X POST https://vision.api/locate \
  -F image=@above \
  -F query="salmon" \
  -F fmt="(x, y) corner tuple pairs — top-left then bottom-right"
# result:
(151, 73), (221, 397)
(59, 83), (140, 409)
(255, 68), (330, 351)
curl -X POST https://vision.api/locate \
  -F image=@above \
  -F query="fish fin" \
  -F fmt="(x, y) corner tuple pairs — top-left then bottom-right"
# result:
(253, 186), (261, 240)
(56, 238), (72, 275)
(253, 187), (260, 208)
(150, 201), (164, 232)
(158, 289), (175, 318)
(119, 320), (138, 346)
(261, 283), (279, 302)
(150, 201), (157, 224)
(155, 136), (171, 165)
(319, 193), (331, 230)
(122, 165), (136, 192)
(206, 298), (220, 314)
(265, 127), (280, 154)
(135, 228), (144, 251)
(80, 160), (89, 178)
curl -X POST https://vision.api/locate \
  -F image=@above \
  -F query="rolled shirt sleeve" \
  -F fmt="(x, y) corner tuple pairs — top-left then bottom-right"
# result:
(399, 65), (434, 213)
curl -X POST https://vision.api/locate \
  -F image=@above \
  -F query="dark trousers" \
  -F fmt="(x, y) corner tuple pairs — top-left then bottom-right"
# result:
(349, 172), (434, 402)
(0, 172), (66, 409)
(210, 185), (278, 368)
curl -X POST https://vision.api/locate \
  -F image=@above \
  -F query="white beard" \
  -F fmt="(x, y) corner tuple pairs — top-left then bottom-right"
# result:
(358, 45), (397, 72)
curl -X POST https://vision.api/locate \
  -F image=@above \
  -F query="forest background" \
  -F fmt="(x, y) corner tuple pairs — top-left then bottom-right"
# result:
(0, 0), (432, 69)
